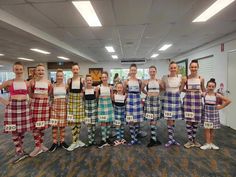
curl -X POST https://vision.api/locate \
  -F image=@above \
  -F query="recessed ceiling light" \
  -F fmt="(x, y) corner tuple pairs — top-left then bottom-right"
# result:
(17, 57), (34, 61)
(151, 54), (159, 58)
(105, 46), (115, 53)
(0, 53), (5, 56)
(57, 56), (70, 61)
(193, 0), (235, 22)
(72, 1), (102, 27)
(30, 48), (51, 54)
(112, 55), (118, 59)
(159, 44), (172, 51)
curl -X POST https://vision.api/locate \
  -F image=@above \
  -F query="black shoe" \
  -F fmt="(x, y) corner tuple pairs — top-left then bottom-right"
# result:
(49, 143), (58, 152)
(60, 142), (69, 149)
(156, 138), (162, 145)
(85, 143), (93, 147)
(137, 131), (147, 138)
(84, 143), (93, 147)
(106, 138), (113, 145)
(147, 139), (161, 148)
(98, 141), (109, 149)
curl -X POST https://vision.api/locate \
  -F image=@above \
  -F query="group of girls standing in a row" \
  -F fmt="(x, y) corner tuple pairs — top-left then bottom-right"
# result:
(0, 60), (231, 164)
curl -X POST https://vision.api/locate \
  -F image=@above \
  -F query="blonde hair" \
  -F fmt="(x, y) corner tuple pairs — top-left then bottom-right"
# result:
(56, 68), (63, 74)
(36, 63), (45, 68)
(115, 82), (123, 88)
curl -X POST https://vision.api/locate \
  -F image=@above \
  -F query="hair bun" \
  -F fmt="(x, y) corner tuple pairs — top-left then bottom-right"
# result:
(191, 59), (198, 63)
(210, 78), (215, 82)
(56, 68), (63, 73)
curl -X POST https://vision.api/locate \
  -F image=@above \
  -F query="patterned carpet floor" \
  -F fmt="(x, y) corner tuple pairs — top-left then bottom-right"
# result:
(0, 103), (235, 177)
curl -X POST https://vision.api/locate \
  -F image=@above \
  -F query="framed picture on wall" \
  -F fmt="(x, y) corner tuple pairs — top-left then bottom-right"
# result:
(89, 68), (103, 85)
(27, 67), (36, 77)
(176, 59), (188, 77)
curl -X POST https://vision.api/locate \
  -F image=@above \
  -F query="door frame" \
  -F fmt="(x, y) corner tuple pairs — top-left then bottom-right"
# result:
(226, 49), (236, 128)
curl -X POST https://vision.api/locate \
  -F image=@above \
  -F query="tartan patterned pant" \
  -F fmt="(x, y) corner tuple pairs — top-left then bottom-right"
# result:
(12, 132), (24, 154)
(72, 124), (81, 143)
(33, 129), (44, 147)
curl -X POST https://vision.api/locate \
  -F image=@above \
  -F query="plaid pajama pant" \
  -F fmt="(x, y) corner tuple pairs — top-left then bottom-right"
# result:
(162, 92), (183, 120)
(114, 105), (126, 123)
(126, 92), (143, 122)
(67, 92), (85, 125)
(30, 97), (50, 130)
(144, 95), (161, 121)
(183, 91), (202, 123)
(4, 99), (33, 134)
(97, 96), (114, 123)
(50, 98), (67, 127)
(85, 99), (98, 124)
(202, 104), (220, 129)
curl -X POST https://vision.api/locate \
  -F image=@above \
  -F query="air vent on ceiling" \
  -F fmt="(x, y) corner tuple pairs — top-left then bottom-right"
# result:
(120, 58), (146, 65)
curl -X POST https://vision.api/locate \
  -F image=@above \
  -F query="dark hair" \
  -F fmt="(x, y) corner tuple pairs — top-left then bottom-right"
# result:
(72, 63), (79, 68)
(169, 61), (177, 67)
(114, 73), (119, 80)
(190, 60), (199, 67)
(86, 74), (92, 78)
(13, 62), (23, 67)
(130, 63), (137, 69)
(102, 71), (109, 77)
(149, 65), (157, 70)
(207, 78), (216, 87)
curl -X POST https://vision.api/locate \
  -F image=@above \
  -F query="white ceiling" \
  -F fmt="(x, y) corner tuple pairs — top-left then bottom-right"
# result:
(0, 0), (236, 65)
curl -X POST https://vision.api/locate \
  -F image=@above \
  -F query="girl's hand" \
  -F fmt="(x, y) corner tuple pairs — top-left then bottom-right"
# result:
(216, 105), (223, 110)
(0, 98), (9, 106)
(4, 100), (9, 106)
(80, 92), (84, 97)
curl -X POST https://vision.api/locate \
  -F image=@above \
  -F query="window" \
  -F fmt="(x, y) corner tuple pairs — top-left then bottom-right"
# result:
(197, 56), (214, 84)
(0, 72), (15, 83)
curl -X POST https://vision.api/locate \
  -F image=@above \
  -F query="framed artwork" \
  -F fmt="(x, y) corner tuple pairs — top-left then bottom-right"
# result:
(176, 59), (188, 77)
(27, 67), (36, 77)
(89, 68), (103, 85)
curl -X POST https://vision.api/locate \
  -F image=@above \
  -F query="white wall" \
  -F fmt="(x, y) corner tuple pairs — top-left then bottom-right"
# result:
(175, 32), (236, 125)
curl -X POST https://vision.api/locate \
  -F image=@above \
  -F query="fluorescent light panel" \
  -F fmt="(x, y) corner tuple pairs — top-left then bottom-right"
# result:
(57, 56), (70, 61)
(111, 55), (118, 59)
(72, 1), (102, 27)
(105, 46), (115, 53)
(0, 53), (4, 56)
(159, 44), (172, 51)
(17, 57), (34, 61)
(151, 53), (159, 58)
(193, 0), (235, 22)
(30, 48), (50, 54)
(0, 65), (3, 67)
